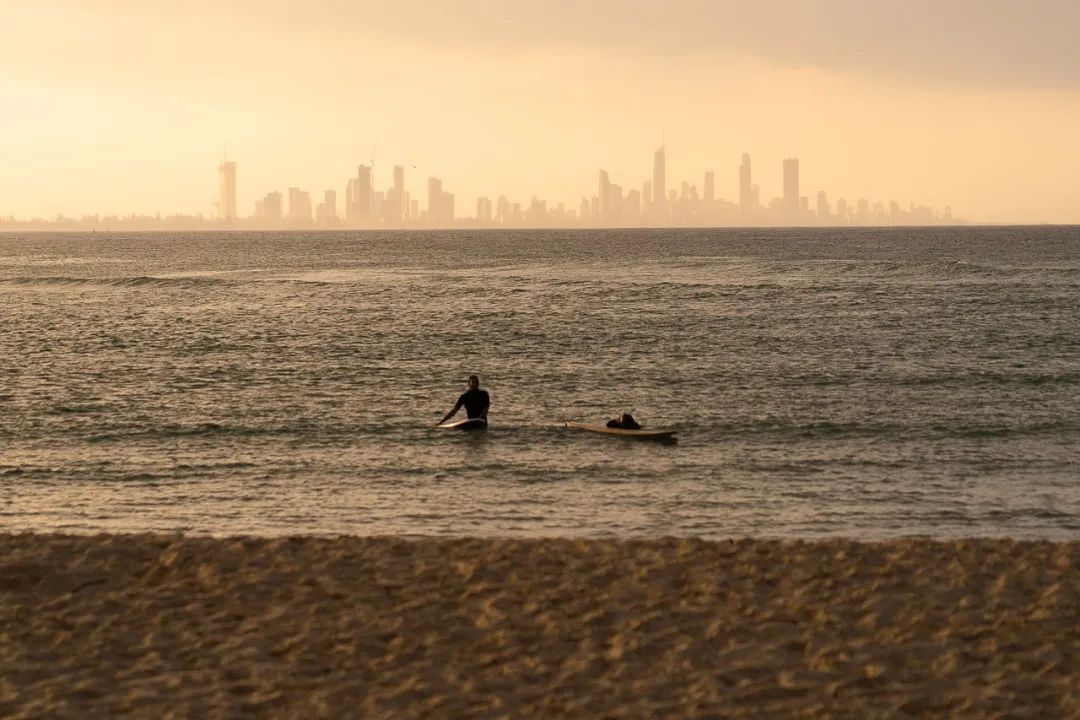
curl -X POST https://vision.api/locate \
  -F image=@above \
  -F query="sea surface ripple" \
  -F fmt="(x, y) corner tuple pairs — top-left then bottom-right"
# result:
(2, 227), (1079, 538)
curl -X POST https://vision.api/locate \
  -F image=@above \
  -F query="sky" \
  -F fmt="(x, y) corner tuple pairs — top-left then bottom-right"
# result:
(1, 0), (1079, 223)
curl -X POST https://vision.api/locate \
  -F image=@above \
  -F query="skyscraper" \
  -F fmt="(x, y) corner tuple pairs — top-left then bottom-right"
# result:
(739, 154), (753, 214)
(388, 165), (405, 222)
(427, 177), (454, 225)
(598, 169), (611, 222)
(262, 191), (282, 222)
(352, 165), (373, 224)
(218, 155), (237, 222)
(703, 171), (715, 204)
(816, 190), (829, 220)
(477, 197), (493, 224)
(608, 183), (622, 225)
(625, 189), (641, 222)
(783, 157), (800, 221)
(345, 178), (358, 222)
(652, 146), (666, 217)
(315, 189), (337, 223)
(428, 176), (442, 222)
(288, 187), (312, 223)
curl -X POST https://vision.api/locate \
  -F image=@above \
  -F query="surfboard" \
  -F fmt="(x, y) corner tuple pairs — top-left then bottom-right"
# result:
(564, 421), (677, 441)
(438, 417), (488, 431)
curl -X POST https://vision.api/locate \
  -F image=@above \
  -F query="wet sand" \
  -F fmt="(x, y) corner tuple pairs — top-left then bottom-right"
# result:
(1, 535), (1077, 718)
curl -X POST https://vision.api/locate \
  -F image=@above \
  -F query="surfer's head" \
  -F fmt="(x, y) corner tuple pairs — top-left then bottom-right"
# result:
(468, 375), (480, 390)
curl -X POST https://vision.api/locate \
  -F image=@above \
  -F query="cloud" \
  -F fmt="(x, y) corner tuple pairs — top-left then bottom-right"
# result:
(309, 0), (1080, 89)
(12, 0), (1080, 89)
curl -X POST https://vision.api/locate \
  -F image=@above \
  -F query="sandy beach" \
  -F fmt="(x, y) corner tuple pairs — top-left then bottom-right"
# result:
(1, 535), (1077, 718)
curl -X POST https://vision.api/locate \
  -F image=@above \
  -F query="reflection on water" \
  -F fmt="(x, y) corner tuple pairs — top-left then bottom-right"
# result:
(1, 227), (1079, 538)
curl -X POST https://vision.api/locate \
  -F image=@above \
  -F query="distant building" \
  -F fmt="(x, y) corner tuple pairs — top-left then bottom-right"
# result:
(783, 157), (800, 221)
(739, 154), (754, 215)
(427, 176), (454, 225)
(218, 156), (237, 221)
(387, 165), (405, 223)
(262, 191), (283, 221)
(428, 177), (442, 222)
(598, 170), (612, 223)
(608, 183), (623, 225)
(288, 187), (312, 223)
(316, 189), (337, 223)
(625, 189), (641, 223)
(527, 196), (547, 226)
(816, 191), (829, 220)
(477, 197), (493, 224)
(652, 146), (666, 217)
(346, 165), (373, 224)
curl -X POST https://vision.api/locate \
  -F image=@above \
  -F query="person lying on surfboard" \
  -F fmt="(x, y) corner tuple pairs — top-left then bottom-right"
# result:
(606, 413), (641, 430)
(438, 375), (490, 426)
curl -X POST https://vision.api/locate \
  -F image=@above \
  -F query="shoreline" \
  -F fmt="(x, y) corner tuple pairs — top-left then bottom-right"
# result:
(2, 534), (1077, 718)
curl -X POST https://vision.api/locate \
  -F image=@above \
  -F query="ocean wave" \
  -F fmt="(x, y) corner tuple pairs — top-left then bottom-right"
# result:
(83, 419), (436, 443)
(0, 275), (231, 289)
(713, 419), (1080, 440)
(743, 259), (1080, 282)
(891, 371), (1080, 387)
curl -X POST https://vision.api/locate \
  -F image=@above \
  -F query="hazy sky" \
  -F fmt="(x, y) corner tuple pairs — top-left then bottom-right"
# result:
(2, 0), (1079, 222)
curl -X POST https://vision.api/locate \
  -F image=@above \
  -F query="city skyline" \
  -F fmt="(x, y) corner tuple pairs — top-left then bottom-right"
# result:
(2, 1), (1078, 224)
(1, 144), (963, 230)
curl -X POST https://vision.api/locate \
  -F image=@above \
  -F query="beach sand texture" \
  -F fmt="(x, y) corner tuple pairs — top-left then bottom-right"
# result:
(1, 535), (1077, 718)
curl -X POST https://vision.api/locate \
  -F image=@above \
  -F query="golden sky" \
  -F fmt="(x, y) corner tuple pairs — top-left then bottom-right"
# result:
(2, 0), (1078, 222)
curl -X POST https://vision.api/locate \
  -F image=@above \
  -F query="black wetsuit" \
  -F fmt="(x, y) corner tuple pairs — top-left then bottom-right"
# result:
(457, 389), (490, 419)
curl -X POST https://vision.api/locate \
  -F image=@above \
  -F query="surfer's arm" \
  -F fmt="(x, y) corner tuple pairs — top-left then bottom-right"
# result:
(438, 401), (462, 425)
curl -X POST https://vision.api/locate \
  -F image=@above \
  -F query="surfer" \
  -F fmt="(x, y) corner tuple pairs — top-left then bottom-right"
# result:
(438, 375), (490, 425)
(606, 413), (641, 430)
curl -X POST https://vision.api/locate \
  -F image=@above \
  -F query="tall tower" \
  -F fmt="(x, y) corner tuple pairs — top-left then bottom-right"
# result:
(391, 165), (405, 222)
(783, 157), (800, 222)
(739, 153), (753, 214)
(816, 190), (829, 220)
(652, 146), (666, 217)
(357, 165), (373, 223)
(428, 177), (443, 223)
(324, 189), (337, 220)
(218, 153), (237, 222)
(598, 169), (611, 222)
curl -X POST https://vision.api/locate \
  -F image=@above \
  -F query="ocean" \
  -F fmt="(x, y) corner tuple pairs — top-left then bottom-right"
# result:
(2, 227), (1078, 538)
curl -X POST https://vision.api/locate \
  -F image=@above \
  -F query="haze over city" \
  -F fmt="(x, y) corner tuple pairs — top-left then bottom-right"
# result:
(2, 0), (1079, 225)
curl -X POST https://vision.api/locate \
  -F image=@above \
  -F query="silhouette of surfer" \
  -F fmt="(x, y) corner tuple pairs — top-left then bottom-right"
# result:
(438, 375), (490, 425)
